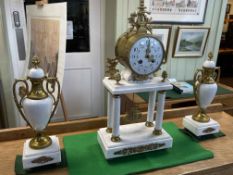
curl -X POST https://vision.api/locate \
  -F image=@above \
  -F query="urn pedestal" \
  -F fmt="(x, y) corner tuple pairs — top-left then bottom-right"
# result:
(183, 115), (220, 136)
(23, 136), (61, 169)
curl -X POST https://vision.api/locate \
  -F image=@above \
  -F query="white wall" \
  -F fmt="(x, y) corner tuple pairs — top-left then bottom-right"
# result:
(113, 0), (227, 81)
(2, 0), (27, 79)
(0, 6), (17, 127)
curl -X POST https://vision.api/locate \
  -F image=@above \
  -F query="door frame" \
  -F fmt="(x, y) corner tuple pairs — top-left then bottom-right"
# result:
(59, 0), (105, 120)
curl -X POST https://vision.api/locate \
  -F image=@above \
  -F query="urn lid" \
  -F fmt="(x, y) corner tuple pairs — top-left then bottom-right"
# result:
(203, 52), (216, 69)
(28, 56), (45, 79)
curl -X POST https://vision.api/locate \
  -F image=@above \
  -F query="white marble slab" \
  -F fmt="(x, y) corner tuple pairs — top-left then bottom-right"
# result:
(103, 77), (173, 95)
(98, 122), (173, 159)
(183, 115), (220, 136)
(22, 136), (61, 169)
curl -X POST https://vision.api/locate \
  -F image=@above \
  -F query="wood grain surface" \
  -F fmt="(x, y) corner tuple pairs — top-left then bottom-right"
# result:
(0, 112), (233, 175)
(0, 103), (223, 142)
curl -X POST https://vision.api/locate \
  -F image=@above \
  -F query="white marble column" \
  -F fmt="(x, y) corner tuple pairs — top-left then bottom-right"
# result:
(154, 91), (166, 135)
(106, 92), (113, 133)
(111, 95), (121, 142)
(146, 91), (157, 127)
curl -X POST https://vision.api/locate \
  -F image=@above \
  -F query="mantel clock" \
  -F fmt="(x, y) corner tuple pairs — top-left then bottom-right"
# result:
(98, 0), (173, 159)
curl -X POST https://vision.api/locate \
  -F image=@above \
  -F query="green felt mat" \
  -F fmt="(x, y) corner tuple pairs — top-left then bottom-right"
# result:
(15, 149), (67, 175)
(138, 82), (233, 101)
(63, 122), (214, 175)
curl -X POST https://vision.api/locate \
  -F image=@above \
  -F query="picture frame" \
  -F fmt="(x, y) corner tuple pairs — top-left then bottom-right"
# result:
(25, 3), (67, 86)
(173, 27), (210, 58)
(226, 4), (231, 14)
(151, 25), (172, 63)
(144, 0), (208, 24)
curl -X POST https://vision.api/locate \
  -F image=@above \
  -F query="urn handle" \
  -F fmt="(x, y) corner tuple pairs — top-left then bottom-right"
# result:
(13, 79), (32, 127)
(193, 69), (203, 108)
(46, 77), (61, 122)
(214, 67), (221, 83)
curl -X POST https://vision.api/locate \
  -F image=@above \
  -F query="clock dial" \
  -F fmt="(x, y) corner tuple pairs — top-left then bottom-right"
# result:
(129, 37), (164, 75)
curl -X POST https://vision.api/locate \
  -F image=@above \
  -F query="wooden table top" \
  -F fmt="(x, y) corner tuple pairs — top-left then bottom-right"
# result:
(1, 112), (233, 175)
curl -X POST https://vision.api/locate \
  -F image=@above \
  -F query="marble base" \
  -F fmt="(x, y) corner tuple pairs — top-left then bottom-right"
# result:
(183, 115), (220, 136)
(97, 122), (173, 159)
(103, 77), (173, 95)
(22, 136), (61, 169)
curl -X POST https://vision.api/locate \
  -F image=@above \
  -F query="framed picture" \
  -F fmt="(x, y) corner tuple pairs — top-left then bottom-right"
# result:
(226, 4), (231, 14)
(173, 27), (210, 58)
(26, 3), (67, 86)
(151, 25), (172, 63)
(144, 0), (208, 24)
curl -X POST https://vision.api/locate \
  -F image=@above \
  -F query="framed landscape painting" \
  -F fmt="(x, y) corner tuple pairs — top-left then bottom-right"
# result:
(173, 27), (210, 58)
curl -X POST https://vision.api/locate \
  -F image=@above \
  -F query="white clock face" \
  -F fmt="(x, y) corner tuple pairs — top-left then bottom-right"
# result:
(129, 37), (164, 75)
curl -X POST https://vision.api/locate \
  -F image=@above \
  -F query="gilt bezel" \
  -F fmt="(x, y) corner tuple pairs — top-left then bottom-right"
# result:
(127, 34), (165, 76)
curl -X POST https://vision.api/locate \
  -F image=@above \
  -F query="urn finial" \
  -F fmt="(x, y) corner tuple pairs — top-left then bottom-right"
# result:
(32, 55), (40, 68)
(208, 52), (213, 61)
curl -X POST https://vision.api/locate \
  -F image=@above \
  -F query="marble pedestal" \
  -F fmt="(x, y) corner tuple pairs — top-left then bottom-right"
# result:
(183, 115), (220, 136)
(98, 122), (172, 159)
(22, 136), (61, 169)
(98, 77), (173, 159)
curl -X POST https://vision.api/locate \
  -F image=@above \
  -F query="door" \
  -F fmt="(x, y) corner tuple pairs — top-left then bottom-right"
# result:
(55, 0), (105, 120)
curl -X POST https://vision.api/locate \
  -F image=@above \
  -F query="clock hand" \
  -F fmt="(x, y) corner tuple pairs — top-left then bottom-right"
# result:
(146, 39), (156, 62)
(145, 38), (151, 59)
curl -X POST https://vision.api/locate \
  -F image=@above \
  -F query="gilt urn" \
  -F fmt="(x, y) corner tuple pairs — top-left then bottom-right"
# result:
(13, 56), (60, 149)
(193, 52), (220, 123)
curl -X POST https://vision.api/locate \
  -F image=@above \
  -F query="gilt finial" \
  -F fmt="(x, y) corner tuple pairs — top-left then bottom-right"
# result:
(32, 56), (40, 68)
(208, 52), (213, 61)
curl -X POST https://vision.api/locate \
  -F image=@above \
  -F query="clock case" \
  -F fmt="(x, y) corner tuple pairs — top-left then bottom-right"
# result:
(114, 1), (167, 81)
(115, 32), (165, 80)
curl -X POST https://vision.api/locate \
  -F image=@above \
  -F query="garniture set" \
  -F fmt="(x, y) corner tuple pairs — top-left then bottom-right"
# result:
(13, 0), (221, 170)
